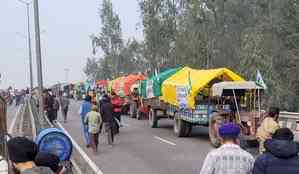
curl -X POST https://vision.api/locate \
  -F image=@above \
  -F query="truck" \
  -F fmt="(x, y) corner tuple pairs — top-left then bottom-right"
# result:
(143, 67), (264, 147)
(110, 74), (146, 117)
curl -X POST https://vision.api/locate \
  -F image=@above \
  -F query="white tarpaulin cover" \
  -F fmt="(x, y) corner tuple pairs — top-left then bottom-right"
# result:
(212, 81), (263, 96)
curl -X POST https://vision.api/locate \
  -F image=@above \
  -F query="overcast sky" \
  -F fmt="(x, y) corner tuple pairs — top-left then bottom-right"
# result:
(0, 0), (142, 89)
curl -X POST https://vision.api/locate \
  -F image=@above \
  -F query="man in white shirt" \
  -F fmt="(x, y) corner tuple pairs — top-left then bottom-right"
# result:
(200, 123), (254, 174)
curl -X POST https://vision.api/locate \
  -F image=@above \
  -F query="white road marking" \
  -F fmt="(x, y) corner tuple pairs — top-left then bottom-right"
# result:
(57, 122), (104, 174)
(154, 136), (176, 146)
(40, 110), (84, 174)
(8, 105), (22, 134)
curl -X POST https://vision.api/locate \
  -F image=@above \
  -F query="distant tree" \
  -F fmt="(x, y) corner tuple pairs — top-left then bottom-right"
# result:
(84, 58), (100, 80)
(139, 0), (299, 111)
(92, 0), (123, 77)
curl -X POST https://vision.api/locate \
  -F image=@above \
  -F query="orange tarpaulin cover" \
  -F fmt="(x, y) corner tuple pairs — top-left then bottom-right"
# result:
(112, 74), (146, 96)
(112, 76), (126, 95)
(96, 80), (108, 87)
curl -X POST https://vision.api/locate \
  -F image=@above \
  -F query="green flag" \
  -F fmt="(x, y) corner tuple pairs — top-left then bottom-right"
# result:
(256, 70), (267, 89)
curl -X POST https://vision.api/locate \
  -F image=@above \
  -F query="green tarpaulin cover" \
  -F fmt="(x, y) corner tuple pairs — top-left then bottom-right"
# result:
(140, 67), (182, 98)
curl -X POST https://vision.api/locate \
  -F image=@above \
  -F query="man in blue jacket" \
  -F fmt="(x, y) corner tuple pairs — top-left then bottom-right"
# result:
(253, 128), (299, 174)
(79, 95), (92, 147)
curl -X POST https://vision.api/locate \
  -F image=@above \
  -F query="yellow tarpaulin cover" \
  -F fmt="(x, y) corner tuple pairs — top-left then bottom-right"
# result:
(160, 67), (244, 108)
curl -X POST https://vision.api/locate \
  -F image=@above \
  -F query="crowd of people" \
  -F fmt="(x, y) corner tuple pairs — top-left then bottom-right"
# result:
(200, 107), (299, 174)
(43, 90), (70, 124)
(41, 88), (122, 154)
(0, 88), (29, 106)
(79, 92), (123, 153)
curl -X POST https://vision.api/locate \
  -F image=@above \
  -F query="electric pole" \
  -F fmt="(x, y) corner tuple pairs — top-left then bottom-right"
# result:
(18, 0), (34, 90)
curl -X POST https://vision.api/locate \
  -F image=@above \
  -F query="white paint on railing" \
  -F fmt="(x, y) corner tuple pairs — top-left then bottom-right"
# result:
(280, 112), (299, 119)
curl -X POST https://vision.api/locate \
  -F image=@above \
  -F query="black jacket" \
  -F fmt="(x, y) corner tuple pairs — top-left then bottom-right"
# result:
(253, 139), (299, 174)
(100, 97), (114, 123)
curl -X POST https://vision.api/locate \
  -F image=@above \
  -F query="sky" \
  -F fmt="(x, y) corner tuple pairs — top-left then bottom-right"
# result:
(0, 0), (142, 89)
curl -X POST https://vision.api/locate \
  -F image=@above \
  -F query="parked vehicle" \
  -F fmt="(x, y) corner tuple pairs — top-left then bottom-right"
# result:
(110, 74), (146, 118)
(144, 67), (263, 147)
(209, 81), (264, 147)
(139, 67), (182, 123)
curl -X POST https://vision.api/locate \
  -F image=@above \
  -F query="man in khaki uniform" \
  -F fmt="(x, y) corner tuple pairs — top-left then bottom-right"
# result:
(257, 107), (280, 154)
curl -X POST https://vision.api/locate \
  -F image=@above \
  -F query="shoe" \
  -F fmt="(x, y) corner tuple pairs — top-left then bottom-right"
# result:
(86, 145), (91, 148)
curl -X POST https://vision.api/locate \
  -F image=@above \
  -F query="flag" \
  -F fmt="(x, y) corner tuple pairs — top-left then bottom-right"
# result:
(256, 70), (267, 89)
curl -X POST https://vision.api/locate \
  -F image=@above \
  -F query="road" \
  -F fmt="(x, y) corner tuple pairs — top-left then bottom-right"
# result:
(59, 100), (213, 174)
(6, 104), (19, 133)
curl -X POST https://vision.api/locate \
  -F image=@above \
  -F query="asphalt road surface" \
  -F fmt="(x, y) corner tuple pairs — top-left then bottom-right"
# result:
(6, 104), (19, 132)
(59, 100), (214, 174)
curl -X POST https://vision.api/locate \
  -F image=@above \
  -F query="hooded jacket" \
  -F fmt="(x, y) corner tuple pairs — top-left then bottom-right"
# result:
(100, 96), (114, 122)
(253, 139), (299, 174)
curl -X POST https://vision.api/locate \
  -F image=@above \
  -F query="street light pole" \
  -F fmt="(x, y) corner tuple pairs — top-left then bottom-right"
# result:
(33, 0), (44, 115)
(26, 3), (34, 90)
(18, 0), (34, 90)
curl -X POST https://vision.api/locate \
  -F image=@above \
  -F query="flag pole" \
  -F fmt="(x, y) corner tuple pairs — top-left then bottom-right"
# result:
(258, 88), (261, 118)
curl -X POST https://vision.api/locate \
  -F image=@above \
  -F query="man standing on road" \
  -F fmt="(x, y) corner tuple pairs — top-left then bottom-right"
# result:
(60, 93), (70, 123)
(200, 123), (254, 174)
(253, 128), (299, 174)
(85, 105), (103, 153)
(53, 95), (60, 122)
(100, 94), (114, 145)
(256, 107), (280, 154)
(44, 90), (55, 124)
(79, 95), (92, 148)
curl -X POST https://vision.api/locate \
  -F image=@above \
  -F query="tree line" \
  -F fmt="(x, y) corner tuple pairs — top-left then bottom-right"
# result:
(84, 0), (299, 111)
